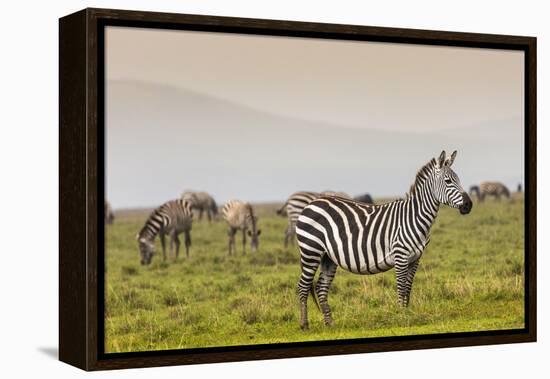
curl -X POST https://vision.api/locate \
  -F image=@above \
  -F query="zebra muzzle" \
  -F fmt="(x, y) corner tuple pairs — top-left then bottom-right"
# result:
(459, 193), (473, 215)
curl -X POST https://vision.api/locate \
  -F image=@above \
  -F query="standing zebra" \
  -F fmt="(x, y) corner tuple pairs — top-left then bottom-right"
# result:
(222, 200), (261, 255)
(105, 200), (114, 225)
(136, 199), (193, 265)
(277, 191), (319, 248)
(479, 181), (511, 201)
(181, 191), (218, 222)
(296, 151), (472, 330)
(277, 191), (351, 248)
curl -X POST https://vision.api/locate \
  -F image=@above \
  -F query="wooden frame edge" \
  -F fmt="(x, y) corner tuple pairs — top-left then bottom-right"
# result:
(59, 7), (537, 371)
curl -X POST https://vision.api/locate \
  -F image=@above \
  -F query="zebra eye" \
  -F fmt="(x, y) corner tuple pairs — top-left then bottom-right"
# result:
(444, 178), (452, 184)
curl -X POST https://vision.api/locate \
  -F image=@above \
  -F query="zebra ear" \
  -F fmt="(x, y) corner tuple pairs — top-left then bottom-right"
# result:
(437, 151), (446, 168)
(446, 150), (457, 167)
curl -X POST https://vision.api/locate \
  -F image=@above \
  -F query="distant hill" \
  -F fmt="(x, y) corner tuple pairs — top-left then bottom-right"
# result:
(106, 80), (524, 208)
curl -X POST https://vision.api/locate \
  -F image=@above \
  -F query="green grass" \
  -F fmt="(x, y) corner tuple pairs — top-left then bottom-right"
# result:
(105, 197), (525, 352)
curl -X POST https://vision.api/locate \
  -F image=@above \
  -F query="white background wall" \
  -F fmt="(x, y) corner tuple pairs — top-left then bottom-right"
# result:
(0, 0), (547, 377)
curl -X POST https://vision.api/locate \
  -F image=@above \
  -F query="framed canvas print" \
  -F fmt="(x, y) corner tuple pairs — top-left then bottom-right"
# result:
(59, 8), (537, 371)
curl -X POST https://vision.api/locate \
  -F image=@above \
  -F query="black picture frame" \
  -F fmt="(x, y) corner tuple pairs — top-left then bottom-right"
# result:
(59, 7), (537, 371)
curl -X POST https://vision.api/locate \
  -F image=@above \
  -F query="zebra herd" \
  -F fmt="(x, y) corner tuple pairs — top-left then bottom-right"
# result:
(107, 150), (522, 329)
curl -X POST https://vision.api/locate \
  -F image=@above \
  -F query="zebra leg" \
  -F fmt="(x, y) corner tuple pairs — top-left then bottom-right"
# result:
(394, 248), (411, 307)
(297, 250), (323, 331)
(284, 221), (296, 248)
(242, 229), (247, 255)
(403, 259), (420, 306)
(284, 223), (291, 248)
(174, 233), (181, 260)
(290, 221), (297, 246)
(159, 232), (166, 261)
(184, 229), (191, 258)
(227, 227), (236, 256)
(169, 231), (176, 259)
(315, 255), (338, 326)
(199, 209), (203, 221)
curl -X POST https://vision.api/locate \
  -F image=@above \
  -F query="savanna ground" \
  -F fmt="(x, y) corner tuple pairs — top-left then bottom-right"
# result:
(105, 195), (525, 353)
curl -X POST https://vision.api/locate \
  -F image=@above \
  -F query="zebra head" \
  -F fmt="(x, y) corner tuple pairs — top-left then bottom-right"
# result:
(136, 235), (155, 265)
(434, 150), (472, 215)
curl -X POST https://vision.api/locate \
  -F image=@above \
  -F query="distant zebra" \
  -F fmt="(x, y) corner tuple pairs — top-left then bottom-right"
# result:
(277, 191), (351, 248)
(222, 200), (261, 255)
(136, 199), (193, 265)
(182, 191), (218, 222)
(353, 193), (374, 204)
(479, 182), (511, 201)
(296, 151), (472, 330)
(105, 200), (114, 225)
(469, 185), (481, 201)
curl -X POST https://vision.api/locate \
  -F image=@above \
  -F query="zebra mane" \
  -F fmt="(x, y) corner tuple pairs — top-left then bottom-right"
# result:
(245, 203), (258, 226)
(408, 158), (437, 198)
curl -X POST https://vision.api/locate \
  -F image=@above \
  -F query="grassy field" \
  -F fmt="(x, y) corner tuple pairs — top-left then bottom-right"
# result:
(105, 196), (525, 353)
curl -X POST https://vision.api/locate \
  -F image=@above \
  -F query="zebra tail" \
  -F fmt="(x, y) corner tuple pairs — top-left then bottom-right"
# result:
(310, 282), (320, 312)
(276, 201), (288, 215)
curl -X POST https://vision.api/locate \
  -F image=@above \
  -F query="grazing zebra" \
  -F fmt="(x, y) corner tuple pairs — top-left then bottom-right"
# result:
(353, 193), (374, 204)
(181, 191), (218, 222)
(517, 183), (522, 193)
(295, 151), (472, 330)
(469, 185), (481, 201)
(277, 191), (351, 248)
(479, 182), (511, 201)
(105, 200), (114, 225)
(136, 199), (193, 265)
(222, 200), (261, 255)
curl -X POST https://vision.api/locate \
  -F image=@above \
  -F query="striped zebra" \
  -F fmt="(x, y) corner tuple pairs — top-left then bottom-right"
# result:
(277, 191), (351, 248)
(479, 181), (511, 201)
(181, 191), (218, 222)
(105, 200), (114, 225)
(136, 199), (193, 265)
(222, 200), (261, 255)
(295, 151), (472, 330)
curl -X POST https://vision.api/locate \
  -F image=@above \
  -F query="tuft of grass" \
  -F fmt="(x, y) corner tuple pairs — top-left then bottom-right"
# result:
(121, 265), (139, 276)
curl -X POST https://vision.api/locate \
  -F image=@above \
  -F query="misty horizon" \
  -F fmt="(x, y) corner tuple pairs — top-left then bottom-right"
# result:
(105, 27), (524, 210)
(106, 80), (523, 209)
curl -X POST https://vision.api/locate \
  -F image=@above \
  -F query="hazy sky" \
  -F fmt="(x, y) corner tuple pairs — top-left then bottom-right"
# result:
(105, 26), (524, 209)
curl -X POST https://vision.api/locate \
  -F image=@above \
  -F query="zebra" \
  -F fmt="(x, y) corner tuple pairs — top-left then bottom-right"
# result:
(136, 199), (193, 265)
(353, 193), (374, 204)
(469, 185), (481, 201)
(479, 182), (511, 201)
(321, 191), (351, 198)
(295, 151), (472, 330)
(222, 200), (261, 255)
(277, 191), (319, 248)
(277, 191), (351, 248)
(181, 191), (218, 222)
(105, 200), (114, 225)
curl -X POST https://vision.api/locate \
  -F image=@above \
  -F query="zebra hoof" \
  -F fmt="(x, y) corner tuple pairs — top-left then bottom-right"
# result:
(300, 322), (309, 331)
(324, 318), (333, 327)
